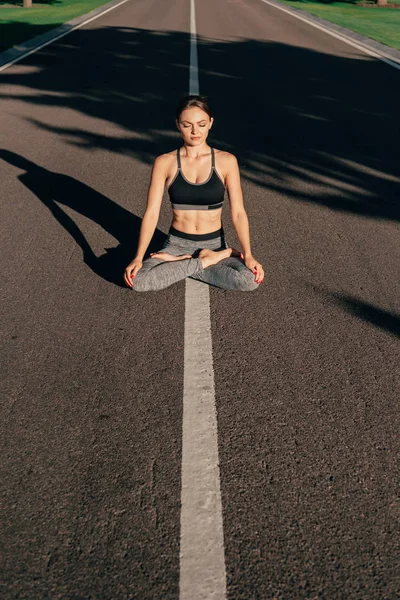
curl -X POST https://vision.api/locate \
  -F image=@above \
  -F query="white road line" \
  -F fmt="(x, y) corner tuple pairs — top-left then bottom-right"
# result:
(189, 0), (200, 95)
(0, 0), (131, 73)
(260, 0), (400, 71)
(179, 1), (227, 599)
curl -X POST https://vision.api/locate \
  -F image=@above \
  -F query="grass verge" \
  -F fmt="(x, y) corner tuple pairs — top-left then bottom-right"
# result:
(0, 0), (117, 52)
(277, 0), (400, 50)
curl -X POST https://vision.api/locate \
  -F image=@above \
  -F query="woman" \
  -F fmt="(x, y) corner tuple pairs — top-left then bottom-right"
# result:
(124, 95), (264, 292)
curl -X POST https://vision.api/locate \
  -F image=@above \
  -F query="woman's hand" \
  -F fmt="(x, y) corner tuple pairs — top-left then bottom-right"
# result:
(124, 258), (143, 288)
(242, 254), (264, 284)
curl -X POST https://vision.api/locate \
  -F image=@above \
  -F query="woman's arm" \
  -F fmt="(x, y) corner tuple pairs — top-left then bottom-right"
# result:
(134, 155), (168, 260)
(123, 155), (167, 287)
(225, 153), (264, 284)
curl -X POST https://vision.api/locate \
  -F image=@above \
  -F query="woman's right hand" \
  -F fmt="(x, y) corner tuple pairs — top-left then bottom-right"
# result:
(124, 258), (143, 288)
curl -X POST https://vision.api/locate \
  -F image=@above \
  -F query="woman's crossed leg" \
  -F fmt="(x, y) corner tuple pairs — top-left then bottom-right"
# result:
(131, 247), (258, 292)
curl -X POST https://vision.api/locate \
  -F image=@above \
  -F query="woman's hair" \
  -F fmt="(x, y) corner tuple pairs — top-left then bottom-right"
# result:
(175, 95), (213, 122)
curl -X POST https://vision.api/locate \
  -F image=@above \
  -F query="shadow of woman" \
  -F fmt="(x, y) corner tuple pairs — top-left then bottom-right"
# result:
(0, 150), (167, 287)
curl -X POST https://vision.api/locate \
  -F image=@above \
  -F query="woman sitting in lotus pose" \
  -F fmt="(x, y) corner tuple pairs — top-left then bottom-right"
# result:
(124, 95), (264, 292)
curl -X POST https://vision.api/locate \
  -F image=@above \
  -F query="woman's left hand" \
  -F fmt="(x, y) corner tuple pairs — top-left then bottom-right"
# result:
(242, 254), (264, 284)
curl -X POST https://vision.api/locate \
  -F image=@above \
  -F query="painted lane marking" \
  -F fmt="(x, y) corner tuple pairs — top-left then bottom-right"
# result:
(180, 281), (228, 599)
(189, 0), (200, 96)
(260, 0), (400, 72)
(179, 2), (227, 599)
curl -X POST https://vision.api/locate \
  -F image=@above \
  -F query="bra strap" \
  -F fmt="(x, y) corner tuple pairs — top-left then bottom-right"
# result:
(211, 147), (215, 168)
(177, 148), (182, 170)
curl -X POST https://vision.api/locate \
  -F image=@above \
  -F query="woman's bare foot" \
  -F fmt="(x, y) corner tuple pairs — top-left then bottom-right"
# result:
(150, 252), (192, 262)
(198, 247), (241, 269)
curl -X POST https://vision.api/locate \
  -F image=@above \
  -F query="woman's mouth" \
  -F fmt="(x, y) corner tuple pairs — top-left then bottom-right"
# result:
(191, 136), (201, 140)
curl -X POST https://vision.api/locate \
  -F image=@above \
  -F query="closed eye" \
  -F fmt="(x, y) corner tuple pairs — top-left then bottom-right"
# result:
(182, 122), (207, 127)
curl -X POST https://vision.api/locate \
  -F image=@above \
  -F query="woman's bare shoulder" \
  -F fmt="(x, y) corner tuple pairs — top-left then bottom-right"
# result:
(214, 149), (239, 169)
(154, 150), (177, 162)
(152, 150), (177, 172)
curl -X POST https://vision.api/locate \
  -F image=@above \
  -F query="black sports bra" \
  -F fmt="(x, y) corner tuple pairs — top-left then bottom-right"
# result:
(168, 147), (226, 210)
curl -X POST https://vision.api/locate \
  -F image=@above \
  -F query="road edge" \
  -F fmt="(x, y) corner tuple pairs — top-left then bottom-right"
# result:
(261, 0), (400, 68)
(0, 0), (131, 71)
(2, 0), (399, 72)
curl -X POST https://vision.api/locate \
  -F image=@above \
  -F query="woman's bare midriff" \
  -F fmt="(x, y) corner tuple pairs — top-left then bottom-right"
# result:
(171, 208), (223, 235)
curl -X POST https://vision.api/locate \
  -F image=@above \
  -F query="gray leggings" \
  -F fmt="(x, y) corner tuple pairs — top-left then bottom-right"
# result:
(132, 228), (259, 292)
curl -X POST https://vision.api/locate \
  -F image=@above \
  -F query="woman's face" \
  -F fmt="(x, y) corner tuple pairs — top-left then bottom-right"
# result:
(176, 107), (213, 146)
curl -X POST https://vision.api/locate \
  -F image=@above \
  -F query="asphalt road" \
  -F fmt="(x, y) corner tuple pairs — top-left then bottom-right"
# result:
(1, 0), (399, 598)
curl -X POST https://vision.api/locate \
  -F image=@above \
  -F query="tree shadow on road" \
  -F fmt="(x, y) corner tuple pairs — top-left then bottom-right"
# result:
(1, 27), (398, 219)
(0, 150), (167, 287)
(1, 26), (400, 315)
(331, 292), (400, 337)
(2, 28), (400, 220)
